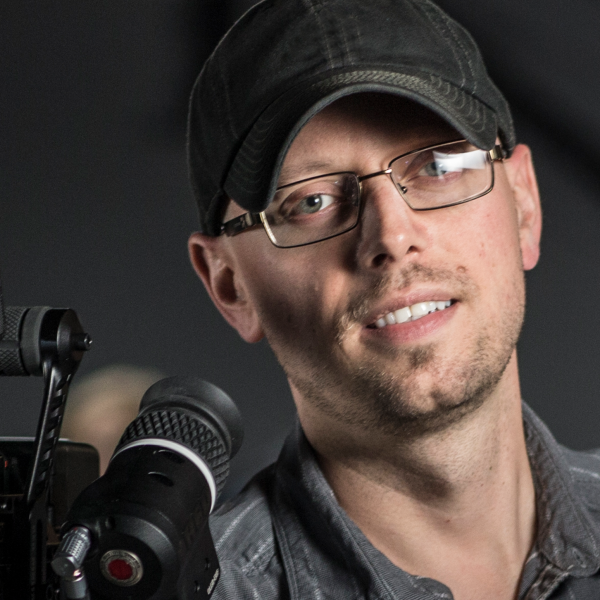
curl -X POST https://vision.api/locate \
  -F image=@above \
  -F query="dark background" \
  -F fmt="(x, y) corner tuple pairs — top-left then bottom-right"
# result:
(1, 0), (599, 496)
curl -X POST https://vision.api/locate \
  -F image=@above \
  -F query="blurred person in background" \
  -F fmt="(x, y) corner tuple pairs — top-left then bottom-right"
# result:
(61, 364), (163, 474)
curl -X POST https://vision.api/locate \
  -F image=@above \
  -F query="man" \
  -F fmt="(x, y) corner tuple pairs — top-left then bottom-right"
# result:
(187, 0), (600, 598)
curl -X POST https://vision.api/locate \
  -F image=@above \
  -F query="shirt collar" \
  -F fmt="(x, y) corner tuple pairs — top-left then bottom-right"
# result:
(271, 420), (453, 599)
(270, 405), (600, 599)
(522, 403), (600, 576)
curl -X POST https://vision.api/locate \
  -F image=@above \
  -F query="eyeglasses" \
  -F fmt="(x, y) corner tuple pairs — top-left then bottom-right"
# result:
(221, 139), (506, 248)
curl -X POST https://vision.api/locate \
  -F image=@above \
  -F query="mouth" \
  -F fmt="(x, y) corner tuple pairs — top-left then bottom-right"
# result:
(368, 300), (454, 329)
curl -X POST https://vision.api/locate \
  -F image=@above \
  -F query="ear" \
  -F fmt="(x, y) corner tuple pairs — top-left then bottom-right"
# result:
(188, 232), (265, 343)
(503, 144), (542, 271)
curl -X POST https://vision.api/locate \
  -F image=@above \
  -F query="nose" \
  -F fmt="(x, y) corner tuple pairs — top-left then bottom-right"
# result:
(354, 173), (429, 270)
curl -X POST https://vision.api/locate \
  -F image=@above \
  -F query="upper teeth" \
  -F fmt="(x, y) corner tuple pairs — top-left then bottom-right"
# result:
(374, 300), (451, 328)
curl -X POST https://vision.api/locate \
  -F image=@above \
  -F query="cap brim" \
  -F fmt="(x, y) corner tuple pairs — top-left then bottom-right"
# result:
(224, 69), (499, 215)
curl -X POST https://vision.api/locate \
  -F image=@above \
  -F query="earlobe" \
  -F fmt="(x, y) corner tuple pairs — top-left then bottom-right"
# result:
(188, 232), (265, 343)
(503, 144), (542, 271)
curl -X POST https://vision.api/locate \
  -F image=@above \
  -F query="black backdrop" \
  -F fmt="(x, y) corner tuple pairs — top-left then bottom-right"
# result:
(1, 0), (599, 495)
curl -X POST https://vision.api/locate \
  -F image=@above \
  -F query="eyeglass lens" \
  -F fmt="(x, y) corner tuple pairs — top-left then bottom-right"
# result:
(263, 141), (493, 248)
(390, 141), (492, 209)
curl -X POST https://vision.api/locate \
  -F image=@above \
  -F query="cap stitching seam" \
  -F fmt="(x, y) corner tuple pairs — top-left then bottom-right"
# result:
(414, 0), (467, 90)
(435, 9), (476, 94)
(347, 6), (362, 59)
(302, 0), (335, 69)
(216, 52), (239, 140)
(328, 0), (354, 66)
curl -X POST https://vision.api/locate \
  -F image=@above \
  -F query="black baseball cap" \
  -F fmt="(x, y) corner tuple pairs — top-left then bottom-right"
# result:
(188, 0), (515, 236)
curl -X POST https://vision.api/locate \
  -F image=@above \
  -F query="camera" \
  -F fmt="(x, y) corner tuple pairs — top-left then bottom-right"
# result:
(0, 281), (241, 600)
(0, 282), (94, 599)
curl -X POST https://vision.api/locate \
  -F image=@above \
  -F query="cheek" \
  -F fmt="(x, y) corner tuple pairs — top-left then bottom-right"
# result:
(238, 244), (347, 339)
(432, 195), (523, 300)
(482, 206), (522, 272)
(448, 198), (524, 302)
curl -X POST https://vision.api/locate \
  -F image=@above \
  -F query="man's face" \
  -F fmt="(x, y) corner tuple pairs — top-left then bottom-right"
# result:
(205, 94), (541, 440)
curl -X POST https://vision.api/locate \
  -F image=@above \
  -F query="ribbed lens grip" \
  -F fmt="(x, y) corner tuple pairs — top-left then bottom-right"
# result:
(116, 409), (230, 494)
(0, 306), (28, 375)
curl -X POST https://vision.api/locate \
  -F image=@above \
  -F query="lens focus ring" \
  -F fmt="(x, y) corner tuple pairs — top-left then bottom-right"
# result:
(116, 409), (229, 494)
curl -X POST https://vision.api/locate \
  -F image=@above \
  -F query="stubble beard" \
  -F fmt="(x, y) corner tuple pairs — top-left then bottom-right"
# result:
(264, 263), (526, 439)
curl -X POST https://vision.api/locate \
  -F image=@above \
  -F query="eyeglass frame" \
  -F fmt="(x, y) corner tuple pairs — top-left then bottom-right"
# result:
(220, 139), (507, 248)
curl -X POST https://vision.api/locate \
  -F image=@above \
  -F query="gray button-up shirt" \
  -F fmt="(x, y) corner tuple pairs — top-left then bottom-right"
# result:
(210, 405), (600, 599)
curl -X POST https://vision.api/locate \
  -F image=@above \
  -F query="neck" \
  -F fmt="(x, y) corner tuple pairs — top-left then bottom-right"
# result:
(296, 353), (536, 600)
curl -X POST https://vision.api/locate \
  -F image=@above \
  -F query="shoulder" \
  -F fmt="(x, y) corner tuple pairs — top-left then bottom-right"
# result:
(209, 465), (289, 600)
(561, 446), (600, 512)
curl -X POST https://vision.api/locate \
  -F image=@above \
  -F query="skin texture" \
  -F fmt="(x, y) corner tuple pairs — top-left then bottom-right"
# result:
(189, 94), (543, 600)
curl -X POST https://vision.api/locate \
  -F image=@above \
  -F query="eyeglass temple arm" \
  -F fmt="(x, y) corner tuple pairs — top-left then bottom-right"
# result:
(221, 212), (262, 237)
(490, 145), (507, 161)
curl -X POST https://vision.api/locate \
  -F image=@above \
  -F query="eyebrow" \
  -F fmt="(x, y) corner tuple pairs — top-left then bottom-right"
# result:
(278, 160), (338, 186)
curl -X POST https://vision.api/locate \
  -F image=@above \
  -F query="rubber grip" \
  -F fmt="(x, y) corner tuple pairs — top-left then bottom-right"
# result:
(0, 306), (28, 375)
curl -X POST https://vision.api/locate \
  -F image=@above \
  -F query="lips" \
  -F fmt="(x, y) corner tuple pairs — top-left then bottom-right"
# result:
(367, 299), (454, 329)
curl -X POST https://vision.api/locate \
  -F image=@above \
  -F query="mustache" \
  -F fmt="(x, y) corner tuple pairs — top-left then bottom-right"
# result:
(335, 263), (474, 339)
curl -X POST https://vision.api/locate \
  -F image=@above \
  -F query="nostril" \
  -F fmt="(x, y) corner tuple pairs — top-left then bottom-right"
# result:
(370, 244), (417, 268)
(372, 253), (388, 268)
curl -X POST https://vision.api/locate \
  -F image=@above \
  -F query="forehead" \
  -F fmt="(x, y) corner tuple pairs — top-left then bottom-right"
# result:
(278, 93), (459, 185)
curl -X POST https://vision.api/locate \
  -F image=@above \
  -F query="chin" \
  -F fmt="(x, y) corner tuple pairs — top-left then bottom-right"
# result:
(288, 326), (517, 440)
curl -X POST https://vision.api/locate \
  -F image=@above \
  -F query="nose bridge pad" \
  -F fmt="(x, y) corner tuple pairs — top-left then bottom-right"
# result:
(383, 167), (411, 201)
(386, 170), (409, 198)
(358, 168), (408, 217)
(395, 177), (409, 196)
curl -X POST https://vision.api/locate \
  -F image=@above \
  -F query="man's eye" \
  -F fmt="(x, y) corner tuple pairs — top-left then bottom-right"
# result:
(293, 193), (336, 215)
(420, 160), (453, 177)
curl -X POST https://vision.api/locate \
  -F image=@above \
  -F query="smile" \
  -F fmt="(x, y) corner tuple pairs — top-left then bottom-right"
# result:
(372, 300), (453, 329)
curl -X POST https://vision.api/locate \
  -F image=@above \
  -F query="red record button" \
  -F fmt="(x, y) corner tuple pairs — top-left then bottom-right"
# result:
(100, 550), (143, 586)
(108, 558), (133, 580)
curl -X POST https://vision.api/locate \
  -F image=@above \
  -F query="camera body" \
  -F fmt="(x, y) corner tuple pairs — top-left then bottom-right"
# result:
(0, 283), (93, 598)
(0, 439), (98, 599)
(0, 284), (231, 599)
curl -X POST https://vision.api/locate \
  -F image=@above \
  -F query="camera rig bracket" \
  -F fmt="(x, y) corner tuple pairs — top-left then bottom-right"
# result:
(0, 306), (92, 599)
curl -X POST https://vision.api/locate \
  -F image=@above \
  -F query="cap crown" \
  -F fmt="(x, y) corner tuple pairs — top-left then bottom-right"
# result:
(188, 0), (514, 235)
